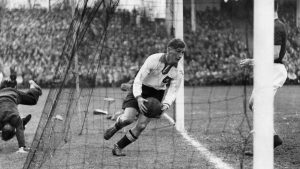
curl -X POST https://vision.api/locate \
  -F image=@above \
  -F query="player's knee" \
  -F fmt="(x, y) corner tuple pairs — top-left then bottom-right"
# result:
(119, 113), (135, 123)
(122, 108), (138, 120)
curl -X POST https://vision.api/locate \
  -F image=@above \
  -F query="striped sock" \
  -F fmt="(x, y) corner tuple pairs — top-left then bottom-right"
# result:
(117, 130), (137, 149)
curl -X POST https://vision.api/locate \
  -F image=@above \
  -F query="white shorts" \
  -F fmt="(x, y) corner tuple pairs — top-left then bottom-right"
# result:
(250, 63), (287, 101)
(273, 63), (287, 94)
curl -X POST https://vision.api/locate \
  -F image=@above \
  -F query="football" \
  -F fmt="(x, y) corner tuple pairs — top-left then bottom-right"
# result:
(144, 97), (163, 118)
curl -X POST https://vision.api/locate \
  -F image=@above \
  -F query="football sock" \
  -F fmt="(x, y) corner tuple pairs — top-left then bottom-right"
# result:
(117, 130), (137, 149)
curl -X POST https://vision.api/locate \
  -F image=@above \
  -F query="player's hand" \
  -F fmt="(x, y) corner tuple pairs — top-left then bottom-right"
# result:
(161, 103), (170, 112)
(137, 96), (148, 113)
(16, 147), (30, 153)
(240, 58), (254, 67)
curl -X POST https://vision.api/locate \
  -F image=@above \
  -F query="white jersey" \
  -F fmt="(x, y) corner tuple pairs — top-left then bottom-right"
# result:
(133, 53), (184, 106)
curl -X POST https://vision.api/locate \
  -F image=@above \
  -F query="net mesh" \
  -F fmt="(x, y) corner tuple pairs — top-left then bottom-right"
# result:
(21, 1), (254, 169)
(5, 0), (298, 169)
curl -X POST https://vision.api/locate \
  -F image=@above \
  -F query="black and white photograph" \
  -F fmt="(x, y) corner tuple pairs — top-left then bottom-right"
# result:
(0, 0), (299, 168)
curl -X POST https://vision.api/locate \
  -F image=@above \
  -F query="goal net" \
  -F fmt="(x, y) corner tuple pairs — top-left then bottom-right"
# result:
(16, 0), (254, 169)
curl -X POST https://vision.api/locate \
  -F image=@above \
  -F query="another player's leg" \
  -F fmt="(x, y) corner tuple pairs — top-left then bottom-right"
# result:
(17, 80), (42, 105)
(22, 114), (32, 128)
(104, 107), (137, 140)
(272, 85), (284, 149)
(272, 64), (287, 149)
(29, 80), (42, 95)
(112, 113), (151, 156)
(245, 88), (283, 156)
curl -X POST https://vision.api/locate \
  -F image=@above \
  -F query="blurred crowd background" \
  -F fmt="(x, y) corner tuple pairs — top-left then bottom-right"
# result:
(0, 1), (299, 88)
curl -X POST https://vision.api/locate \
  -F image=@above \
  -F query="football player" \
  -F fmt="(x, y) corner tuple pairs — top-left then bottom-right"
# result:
(103, 38), (185, 156)
(0, 80), (42, 153)
(240, 0), (287, 155)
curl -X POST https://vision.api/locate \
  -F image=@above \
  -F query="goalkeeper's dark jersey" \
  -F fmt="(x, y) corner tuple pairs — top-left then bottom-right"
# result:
(274, 18), (287, 64)
(0, 88), (20, 129)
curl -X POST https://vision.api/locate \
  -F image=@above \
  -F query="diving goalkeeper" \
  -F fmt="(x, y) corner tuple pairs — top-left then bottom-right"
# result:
(0, 80), (42, 153)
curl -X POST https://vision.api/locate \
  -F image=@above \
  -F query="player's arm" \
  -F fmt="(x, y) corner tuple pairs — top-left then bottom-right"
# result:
(161, 70), (183, 111)
(240, 58), (254, 67)
(132, 55), (157, 98)
(10, 116), (26, 148)
(274, 24), (287, 62)
(274, 46), (281, 60)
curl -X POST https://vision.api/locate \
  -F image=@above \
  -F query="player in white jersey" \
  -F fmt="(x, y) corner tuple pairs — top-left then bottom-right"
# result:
(240, 0), (287, 155)
(103, 38), (185, 156)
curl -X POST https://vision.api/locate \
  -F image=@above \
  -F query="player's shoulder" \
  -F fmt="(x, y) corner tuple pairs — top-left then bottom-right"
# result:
(147, 53), (164, 60)
(144, 53), (165, 65)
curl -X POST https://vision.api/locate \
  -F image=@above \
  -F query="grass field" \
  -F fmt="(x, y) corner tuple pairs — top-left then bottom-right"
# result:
(0, 85), (299, 169)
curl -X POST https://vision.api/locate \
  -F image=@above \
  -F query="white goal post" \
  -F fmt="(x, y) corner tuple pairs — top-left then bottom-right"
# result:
(174, 0), (185, 132)
(253, 0), (274, 168)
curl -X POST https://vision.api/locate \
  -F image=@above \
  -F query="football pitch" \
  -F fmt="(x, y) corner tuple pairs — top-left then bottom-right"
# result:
(0, 85), (299, 169)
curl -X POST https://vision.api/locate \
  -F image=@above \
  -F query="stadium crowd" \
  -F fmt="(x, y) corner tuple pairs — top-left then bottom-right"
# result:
(0, 2), (299, 88)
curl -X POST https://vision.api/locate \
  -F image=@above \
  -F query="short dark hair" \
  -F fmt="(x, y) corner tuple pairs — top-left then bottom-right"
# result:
(275, 0), (278, 12)
(1, 124), (16, 141)
(167, 38), (186, 49)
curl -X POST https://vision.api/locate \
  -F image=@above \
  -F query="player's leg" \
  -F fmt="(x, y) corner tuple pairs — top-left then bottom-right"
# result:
(104, 91), (139, 140)
(104, 107), (138, 140)
(272, 87), (283, 148)
(22, 114), (32, 128)
(112, 113), (151, 156)
(15, 80), (42, 105)
(246, 65), (286, 156)
(272, 64), (287, 148)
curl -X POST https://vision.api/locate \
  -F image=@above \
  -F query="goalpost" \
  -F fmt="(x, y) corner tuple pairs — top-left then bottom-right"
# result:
(171, 0), (275, 168)
(253, 0), (274, 168)
(174, 0), (185, 132)
(18, 0), (278, 168)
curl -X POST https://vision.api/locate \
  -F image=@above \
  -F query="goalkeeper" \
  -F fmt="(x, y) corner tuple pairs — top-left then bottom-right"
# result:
(0, 80), (42, 153)
(104, 38), (185, 156)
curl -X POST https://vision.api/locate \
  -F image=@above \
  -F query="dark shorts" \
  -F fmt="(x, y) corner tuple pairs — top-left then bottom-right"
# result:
(122, 85), (165, 113)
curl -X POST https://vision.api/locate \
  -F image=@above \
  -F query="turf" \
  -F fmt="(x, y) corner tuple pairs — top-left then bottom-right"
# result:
(0, 86), (299, 169)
